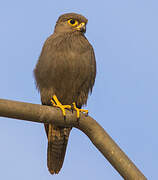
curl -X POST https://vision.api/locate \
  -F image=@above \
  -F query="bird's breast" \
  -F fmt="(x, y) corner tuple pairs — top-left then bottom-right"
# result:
(36, 34), (93, 105)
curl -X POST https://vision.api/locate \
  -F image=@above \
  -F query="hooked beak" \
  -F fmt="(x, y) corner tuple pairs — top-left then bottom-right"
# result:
(75, 22), (86, 33)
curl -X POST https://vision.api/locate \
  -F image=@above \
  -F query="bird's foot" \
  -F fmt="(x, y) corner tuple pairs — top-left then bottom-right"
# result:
(51, 95), (71, 119)
(72, 102), (88, 120)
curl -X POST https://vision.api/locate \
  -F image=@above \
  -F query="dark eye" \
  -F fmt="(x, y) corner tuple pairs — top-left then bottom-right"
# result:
(70, 19), (75, 24)
(68, 19), (78, 26)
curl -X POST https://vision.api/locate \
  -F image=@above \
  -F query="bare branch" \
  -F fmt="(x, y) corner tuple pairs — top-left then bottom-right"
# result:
(0, 99), (147, 180)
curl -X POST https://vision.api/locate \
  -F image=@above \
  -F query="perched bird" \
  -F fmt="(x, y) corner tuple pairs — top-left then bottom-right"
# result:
(34, 13), (96, 174)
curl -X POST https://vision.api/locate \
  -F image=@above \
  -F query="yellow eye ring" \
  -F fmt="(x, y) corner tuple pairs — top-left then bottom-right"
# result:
(68, 19), (78, 26)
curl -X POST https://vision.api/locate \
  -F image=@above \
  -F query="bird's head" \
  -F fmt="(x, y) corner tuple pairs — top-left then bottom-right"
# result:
(54, 13), (88, 34)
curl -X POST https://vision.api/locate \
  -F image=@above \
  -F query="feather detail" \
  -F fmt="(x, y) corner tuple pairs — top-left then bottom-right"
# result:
(45, 124), (71, 174)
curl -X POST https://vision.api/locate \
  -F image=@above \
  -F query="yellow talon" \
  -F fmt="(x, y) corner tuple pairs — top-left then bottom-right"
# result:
(72, 102), (88, 119)
(51, 95), (71, 117)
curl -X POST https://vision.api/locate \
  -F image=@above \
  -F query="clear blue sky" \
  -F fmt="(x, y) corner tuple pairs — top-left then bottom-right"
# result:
(0, 0), (157, 179)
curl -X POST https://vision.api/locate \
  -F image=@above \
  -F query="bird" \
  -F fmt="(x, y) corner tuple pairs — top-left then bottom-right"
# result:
(34, 12), (96, 174)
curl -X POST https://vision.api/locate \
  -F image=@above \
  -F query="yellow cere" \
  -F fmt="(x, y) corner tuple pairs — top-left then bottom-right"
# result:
(68, 19), (79, 26)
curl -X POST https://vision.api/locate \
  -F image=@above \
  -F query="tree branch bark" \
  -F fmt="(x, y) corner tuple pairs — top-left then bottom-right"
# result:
(0, 99), (147, 180)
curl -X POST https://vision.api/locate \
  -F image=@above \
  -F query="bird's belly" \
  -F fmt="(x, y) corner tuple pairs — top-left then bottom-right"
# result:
(53, 74), (84, 105)
(40, 50), (92, 106)
(51, 60), (90, 105)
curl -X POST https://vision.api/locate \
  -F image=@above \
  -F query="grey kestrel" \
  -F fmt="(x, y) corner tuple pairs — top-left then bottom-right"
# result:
(34, 12), (96, 174)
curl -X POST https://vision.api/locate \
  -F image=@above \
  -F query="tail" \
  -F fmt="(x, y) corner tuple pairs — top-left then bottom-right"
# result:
(44, 123), (71, 174)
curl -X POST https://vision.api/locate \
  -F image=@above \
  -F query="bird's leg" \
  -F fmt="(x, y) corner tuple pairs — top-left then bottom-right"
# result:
(72, 102), (88, 119)
(51, 95), (71, 119)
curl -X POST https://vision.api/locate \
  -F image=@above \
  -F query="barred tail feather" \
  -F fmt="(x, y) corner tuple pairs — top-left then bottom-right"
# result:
(45, 124), (71, 174)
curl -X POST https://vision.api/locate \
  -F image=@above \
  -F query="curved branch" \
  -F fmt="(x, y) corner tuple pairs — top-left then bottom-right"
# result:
(0, 99), (147, 180)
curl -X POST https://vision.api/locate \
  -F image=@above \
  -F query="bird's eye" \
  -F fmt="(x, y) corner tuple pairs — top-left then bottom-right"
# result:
(68, 19), (78, 26)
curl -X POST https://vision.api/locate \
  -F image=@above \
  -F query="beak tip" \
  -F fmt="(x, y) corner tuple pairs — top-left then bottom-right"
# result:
(81, 26), (86, 33)
(76, 23), (86, 33)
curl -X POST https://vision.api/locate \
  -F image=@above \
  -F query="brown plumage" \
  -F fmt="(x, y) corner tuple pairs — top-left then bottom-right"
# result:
(34, 13), (96, 174)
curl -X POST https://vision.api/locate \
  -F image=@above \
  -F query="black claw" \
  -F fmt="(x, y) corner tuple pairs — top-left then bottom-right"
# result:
(51, 98), (56, 105)
(85, 112), (89, 117)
